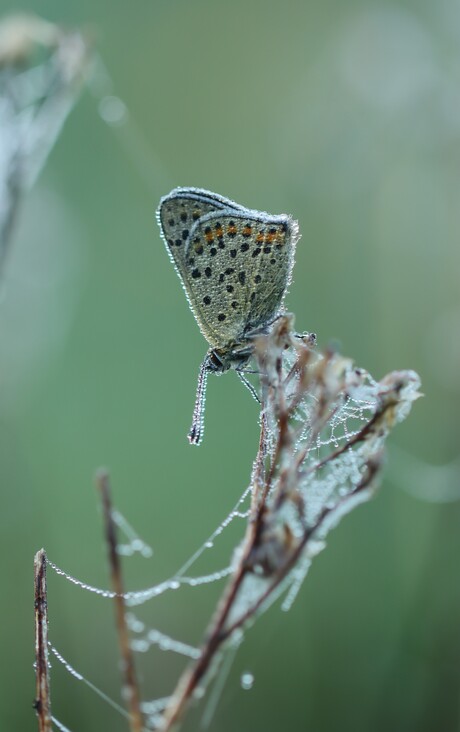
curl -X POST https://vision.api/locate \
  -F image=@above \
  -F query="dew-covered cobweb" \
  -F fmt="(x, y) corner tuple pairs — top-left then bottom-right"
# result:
(43, 323), (420, 732)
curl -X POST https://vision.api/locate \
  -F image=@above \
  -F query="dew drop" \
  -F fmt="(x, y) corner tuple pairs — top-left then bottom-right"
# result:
(98, 95), (128, 126)
(241, 672), (254, 690)
(131, 639), (149, 653)
(205, 541), (214, 548)
(194, 686), (205, 699)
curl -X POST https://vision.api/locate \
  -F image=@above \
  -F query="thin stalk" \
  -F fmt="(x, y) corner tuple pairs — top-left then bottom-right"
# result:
(96, 469), (144, 732)
(34, 549), (52, 732)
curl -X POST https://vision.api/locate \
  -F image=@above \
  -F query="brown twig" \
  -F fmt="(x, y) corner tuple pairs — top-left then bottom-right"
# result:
(96, 469), (144, 732)
(34, 548), (52, 732)
(161, 459), (268, 731)
(159, 318), (419, 731)
(166, 439), (370, 728)
(221, 454), (382, 640)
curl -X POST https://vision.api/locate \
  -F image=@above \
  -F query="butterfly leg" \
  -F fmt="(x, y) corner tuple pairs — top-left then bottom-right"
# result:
(188, 355), (211, 446)
(237, 370), (261, 404)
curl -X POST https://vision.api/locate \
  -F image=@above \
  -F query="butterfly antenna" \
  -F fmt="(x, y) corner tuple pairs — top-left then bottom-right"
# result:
(188, 355), (210, 445)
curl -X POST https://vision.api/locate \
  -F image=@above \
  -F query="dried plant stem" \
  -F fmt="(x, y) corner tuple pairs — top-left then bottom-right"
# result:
(160, 320), (419, 731)
(34, 549), (52, 732)
(96, 470), (144, 732)
(161, 528), (255, 731)
(162, 407), (287, 729)
(161, 443), (377, 731)
(30, 319), (417, 732)
(222, 454), (381, 639)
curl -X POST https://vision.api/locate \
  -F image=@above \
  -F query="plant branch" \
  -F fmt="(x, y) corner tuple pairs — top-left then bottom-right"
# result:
(34, 549), (52, 732)
(96, 469), (144, 732)
(159, 317), (420, 731)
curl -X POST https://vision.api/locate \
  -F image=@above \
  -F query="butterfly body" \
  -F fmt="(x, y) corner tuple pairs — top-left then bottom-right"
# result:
(157, 187), (299, 444)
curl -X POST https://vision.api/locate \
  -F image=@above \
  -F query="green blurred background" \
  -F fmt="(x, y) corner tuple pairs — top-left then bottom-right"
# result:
(1, 0), (459, 730)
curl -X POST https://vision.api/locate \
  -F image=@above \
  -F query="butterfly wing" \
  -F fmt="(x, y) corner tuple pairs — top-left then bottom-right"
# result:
(157, 188), (248, 342)
(157, 187), (243, 276)
(181, 209), (299, 347)
(157, 189), (299, 349)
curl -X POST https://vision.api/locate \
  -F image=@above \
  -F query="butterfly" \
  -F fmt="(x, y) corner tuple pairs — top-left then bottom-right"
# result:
(157, 187), (299, 445)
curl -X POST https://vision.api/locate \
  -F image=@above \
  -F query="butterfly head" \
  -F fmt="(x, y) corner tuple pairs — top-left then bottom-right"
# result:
(206, 343), (252, 374)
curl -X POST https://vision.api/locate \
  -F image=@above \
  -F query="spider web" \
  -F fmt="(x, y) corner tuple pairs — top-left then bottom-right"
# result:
(46, 487), (252, 729)
(43, 331), (420, 731)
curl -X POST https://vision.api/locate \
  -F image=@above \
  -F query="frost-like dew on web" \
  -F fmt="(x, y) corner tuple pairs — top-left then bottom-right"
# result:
(51, 716), (74, 732)
(124, 579), (181, 605)
(126, 612), (200, 659)
(48, 643), (83, 680)
(131, 633), (199, 658)
(141, 697), (171, 729)
(47, 554), (233, 605)
(281, 553), (316, 612)
(39, 318), (420, 730)
(201, 637), (241, 729)
(46, 484), (251, 607)
(46, 559), (116, 598)
(179, 567), (233, 587)
(141, 697), (171, 715)
(174, 484), (252, 577)
(112, 508), (153, 558)
(48, 643), (130, 720)
(126, 613), (144, 633)
(124, 566), (233, 606)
